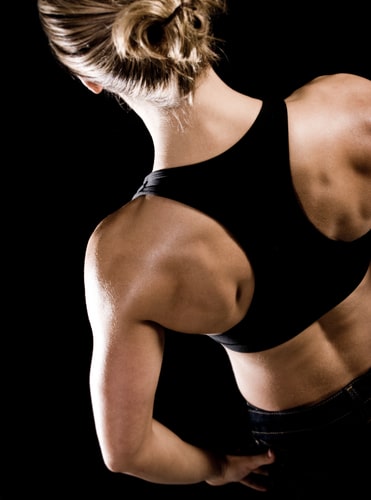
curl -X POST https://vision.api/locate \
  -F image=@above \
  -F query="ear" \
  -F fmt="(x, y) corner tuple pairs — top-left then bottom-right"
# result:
(78, 77), (103, 94)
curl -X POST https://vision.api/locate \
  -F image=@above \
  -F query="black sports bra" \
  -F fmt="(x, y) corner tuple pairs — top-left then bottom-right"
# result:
(133, 99), (371, 352)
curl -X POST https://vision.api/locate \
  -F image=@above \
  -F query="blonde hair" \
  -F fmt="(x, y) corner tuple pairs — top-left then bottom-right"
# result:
(38, 0), (226, 108)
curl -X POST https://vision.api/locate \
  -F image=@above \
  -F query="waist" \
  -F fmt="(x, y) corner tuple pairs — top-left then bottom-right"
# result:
(246, 368), (371, 434)
(227, 314), (371, 410)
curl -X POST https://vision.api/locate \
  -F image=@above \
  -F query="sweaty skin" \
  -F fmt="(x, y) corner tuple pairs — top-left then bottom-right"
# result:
(84, 71), (371, 487)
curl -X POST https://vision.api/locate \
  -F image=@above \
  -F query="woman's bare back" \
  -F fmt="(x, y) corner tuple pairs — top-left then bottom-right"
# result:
(86, 73), (370, 417)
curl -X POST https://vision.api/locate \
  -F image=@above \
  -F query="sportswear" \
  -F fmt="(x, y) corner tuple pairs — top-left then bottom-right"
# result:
(133, 99), (371, 352)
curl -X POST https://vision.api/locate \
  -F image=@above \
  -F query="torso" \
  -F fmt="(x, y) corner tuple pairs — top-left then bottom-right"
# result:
(118, 193), (370, 410)
(226, 267), (371, 410)
(91, 73), (371, 411)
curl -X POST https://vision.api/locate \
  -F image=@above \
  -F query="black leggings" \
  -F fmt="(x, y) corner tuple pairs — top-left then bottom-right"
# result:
(244, 369), (371, 498)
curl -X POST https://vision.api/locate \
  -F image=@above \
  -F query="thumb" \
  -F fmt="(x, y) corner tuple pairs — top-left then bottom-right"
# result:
(250, 448), (275, 468)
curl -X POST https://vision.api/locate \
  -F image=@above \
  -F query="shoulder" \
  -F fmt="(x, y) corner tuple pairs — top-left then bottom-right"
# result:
(287, 73), (371, 106)
(285, 74), (371, 240)
(84, 203), (140, 285)
(83, 197), (202, 328)
(286, 74), (371, 163)
(83, 200), (167, 326)
(286, 73), (371, 133)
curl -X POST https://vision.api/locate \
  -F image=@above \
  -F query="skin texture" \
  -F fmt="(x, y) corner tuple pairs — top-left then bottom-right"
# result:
(83, 70), (371, 490)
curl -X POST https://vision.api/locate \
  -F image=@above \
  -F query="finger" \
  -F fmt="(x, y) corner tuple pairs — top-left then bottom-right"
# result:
(252, 466), (271, 476)
(246, 449), (275, 469)
(240, 475), (270, 492)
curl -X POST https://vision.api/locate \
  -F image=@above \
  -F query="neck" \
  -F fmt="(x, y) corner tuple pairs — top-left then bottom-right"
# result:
(126, 67), (260, 170)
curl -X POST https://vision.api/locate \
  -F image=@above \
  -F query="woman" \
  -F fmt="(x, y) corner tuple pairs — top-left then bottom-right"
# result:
(37, 0), (371, 497)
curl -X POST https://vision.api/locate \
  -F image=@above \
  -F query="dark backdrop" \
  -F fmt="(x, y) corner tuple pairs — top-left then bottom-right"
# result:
(8, 1), (370, 498)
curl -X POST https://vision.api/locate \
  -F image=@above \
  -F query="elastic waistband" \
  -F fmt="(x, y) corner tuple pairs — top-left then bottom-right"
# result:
(246, 368), (371, 434)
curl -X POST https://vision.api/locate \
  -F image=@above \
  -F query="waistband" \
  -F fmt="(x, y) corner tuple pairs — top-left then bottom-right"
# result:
(246, 368), (371, 434)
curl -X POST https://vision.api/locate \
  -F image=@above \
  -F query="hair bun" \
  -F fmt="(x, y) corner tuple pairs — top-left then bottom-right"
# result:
(113, 1), (212, 62)
(112, 1), (178, 60)
(39, 0), (225, 107)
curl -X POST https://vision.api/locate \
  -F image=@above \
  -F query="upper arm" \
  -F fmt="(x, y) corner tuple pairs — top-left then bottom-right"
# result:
(84, 226), (166, 470)
(89, 316), (165, 470)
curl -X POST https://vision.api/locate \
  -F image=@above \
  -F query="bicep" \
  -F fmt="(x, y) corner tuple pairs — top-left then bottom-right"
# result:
(89, 316), (165, 465)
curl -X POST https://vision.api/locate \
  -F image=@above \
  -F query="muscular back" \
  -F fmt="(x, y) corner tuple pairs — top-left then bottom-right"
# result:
(230, 74), (371, 408)
(85, 74), (371, 421)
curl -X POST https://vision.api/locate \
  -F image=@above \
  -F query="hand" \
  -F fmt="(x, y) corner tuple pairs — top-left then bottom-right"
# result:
(206, 449), (275, 492)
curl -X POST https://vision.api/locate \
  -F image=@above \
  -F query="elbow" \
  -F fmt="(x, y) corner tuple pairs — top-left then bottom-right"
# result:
(92, 412), (152, 474)
(102, 453), (124, 474)
(100, 442), (144, 474)
(102, 455), (131, 475)
(101, 449), (131, 474)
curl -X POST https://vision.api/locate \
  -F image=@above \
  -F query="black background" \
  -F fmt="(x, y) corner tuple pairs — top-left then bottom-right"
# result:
(8, 1), (370, 498)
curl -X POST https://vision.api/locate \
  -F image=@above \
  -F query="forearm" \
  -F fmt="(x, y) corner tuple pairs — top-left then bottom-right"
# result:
(111, 419), (223, 485)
